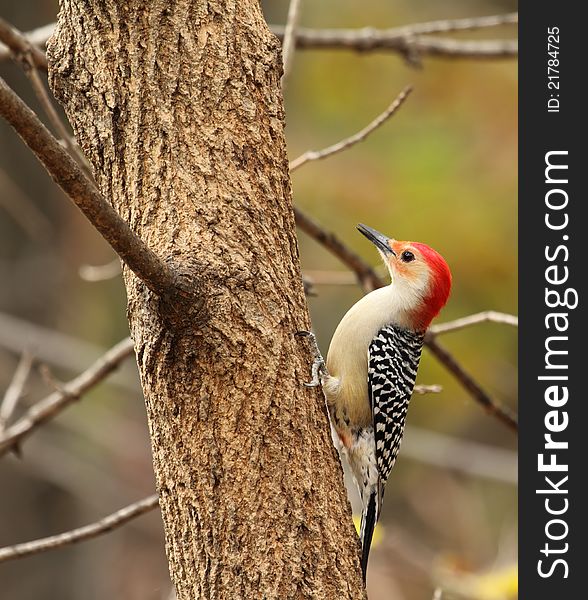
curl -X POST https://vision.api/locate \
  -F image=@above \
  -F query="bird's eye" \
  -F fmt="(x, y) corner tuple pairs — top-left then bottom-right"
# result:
(401, 250), (415, 263)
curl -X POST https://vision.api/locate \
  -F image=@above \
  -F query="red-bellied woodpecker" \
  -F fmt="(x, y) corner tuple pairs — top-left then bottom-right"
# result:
(299, 223), (451, 582)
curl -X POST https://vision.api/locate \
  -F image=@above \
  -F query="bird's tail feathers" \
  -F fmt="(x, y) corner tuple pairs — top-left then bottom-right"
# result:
(360, 491), (378, 583)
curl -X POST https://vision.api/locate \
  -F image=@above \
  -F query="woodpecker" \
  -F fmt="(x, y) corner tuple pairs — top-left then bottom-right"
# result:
(300, 224), (451, 582)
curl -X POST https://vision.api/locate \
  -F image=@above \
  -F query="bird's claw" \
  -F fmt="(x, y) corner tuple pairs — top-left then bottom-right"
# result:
(303, 380), (321, 388)
(295, 330), (314, 339)
(296, 329), (328, 387)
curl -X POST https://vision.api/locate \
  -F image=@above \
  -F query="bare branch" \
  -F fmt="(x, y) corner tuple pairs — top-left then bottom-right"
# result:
(0, 337), (135, 457)
(290, 86), (412, 171)
(281, 0), (303, 83)
(0, 351), (34, 433)
(429, 311), (518, 336)
(272, 21), (517, 61)
(0, 76), (179, 296)
(1, 14), (518, 68)
(0, 494), (159, 563)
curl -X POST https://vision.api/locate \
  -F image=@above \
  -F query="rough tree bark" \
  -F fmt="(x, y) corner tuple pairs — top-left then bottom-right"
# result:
(47, 1), (365, 598)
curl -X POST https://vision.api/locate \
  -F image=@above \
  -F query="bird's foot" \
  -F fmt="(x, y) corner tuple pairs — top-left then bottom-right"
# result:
(295, 330), (328, 387)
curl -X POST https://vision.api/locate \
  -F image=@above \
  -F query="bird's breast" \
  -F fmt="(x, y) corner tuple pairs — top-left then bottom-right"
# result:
(325, 287), (403, 432)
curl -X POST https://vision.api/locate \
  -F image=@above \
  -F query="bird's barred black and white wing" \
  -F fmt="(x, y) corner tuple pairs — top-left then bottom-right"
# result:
(367, 325), (425, 483)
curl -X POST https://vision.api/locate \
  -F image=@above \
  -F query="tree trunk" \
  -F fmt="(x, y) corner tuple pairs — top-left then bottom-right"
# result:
(47, 1), (365, 598)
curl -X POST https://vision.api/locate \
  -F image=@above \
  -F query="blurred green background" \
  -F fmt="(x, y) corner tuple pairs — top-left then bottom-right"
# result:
(0, 1), (517, 599)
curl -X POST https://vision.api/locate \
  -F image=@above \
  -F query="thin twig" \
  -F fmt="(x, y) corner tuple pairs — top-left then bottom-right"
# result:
(0, 494), (159, 563)
(0, 76), (179, 296)
(429, 311), (517, 336)
(290, 86), (412, 171)
(0, 337), (135, 457)
(281, 0), (303, 83)
(0, 351), (34, 433)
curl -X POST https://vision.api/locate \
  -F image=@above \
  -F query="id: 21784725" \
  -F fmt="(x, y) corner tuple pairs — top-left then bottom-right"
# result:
(547, 27), (560, 113)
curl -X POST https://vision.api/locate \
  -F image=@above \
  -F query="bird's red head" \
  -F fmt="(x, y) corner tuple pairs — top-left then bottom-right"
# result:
(409, 241), (452, 329)
(357, 224), (452, 331)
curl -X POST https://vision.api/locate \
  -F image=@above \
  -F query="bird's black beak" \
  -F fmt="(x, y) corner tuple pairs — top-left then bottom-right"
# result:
(357, 224), (396, 256)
